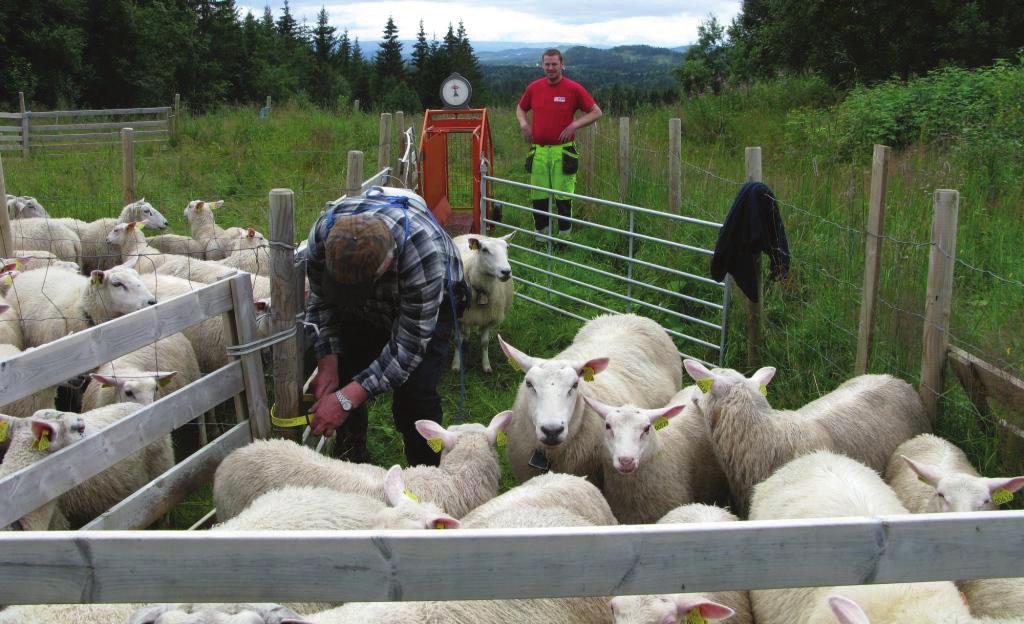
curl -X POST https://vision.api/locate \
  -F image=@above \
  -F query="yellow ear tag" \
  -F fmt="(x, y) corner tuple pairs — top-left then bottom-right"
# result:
(32, 431), (50, 451)
(496, 431), (507, 447)
(507, 357), (521, 372)
(14, 259), (25, 271)
(427, 438), (444, 454)
(759, 384), (768, 397)
(0, 420), (8, 443)
(653, 417), (669, 431)
(434, 521), (447, 530)
(1, 275), (12, 288)
(403, 489), (419, 502)
(696, 378), (713, 393)
(686, 608), (708, 624)
(993, 488), (1014, 506)
(582, 366), (595, 382)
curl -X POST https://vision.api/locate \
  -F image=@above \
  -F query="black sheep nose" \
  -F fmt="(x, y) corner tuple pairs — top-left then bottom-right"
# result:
(540, 425), (564, 442)
(499, 269), (511, 281)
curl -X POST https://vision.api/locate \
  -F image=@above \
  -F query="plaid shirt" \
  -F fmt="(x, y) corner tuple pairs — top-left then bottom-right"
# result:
(303, 191), (465, 398)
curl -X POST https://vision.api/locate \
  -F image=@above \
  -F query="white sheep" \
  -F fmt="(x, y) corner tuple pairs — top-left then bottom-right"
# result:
(885, 433), (1024, 620)
(214, 411), (513, 520)
(53, 199), (170, 273)
(184, 199), (235, 260)
(749, 450), (971, 624)
(450, 233), (515, 374)
(0, 296), (22, 347)
(0, 403), (173, 530)
(11, 217), (81, 263)
(499, 313), (682, 486)
(609, 503), (753, 624)
(585, 385), (730, 524)
(127, 603), (305, 624)
(216, 465), (460, 531)
(461, 471), (618, 527)
(0, 603), (144, 624)
(683, 360), (930, 516)
(7, 264), (156, 348)
(5, 250), (80, 273)
(82, 333), (201, 411)
(217, 228), (271, 276)
(106, 220), (177, 272)
(0, 344), (57, 418)
(6, 195), (49, 219)
(154, 253), (271, 300)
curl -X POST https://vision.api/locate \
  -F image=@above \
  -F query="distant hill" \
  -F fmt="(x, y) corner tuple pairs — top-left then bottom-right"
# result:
(477, 44), (688, 67)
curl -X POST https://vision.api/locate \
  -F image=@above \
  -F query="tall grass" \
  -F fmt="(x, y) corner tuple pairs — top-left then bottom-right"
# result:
(4, 66), (1022, 512)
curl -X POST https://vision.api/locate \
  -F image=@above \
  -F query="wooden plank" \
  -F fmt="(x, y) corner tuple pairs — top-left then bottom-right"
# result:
(30, 130), (168, 142)
(0, 279), (234, 405)
(0, 362), (244, 528)
(20, 93), (29, 158)
(378, 112), (393, 172)
(0, 126), (23, 133)
(32, 139), (167, 150)
(0, 153), (11, 258)
(228, 274), (271, 440)
(80, 421), (252, 531)
(0, 144), (21, 151)
(1, 511), (1024, 604)
(30, 120), (168, 132)
(745, 146), (763, 367)
(268, 189), (301, 442)
(346, 150), (364, 197)
(27, 107), (171, 118)
(0, 134), (24, 141)
(0, 112), (23, 119)
(855, 144), (891, 375)
(948, 346), (1024, 415)
(919, 189), (959, 420)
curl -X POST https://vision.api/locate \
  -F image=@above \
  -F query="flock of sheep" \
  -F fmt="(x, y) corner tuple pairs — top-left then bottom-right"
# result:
(1, 192), (1023, 624)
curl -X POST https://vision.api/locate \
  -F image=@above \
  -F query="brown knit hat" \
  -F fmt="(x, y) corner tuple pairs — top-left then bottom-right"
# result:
(324, 214), (396, 284)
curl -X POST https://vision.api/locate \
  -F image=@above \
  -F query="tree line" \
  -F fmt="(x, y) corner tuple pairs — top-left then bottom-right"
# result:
(0, 0), (485, 112)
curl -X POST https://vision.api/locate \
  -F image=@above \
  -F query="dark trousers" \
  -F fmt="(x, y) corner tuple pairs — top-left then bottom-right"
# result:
(331, 302), (453, 467)
(532, 199), (573, 232)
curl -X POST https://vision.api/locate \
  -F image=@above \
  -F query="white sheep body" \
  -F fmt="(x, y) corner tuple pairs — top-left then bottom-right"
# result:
(461, 471), (618, 527)
(183, 199), (233, 260)
(81, 333), (201, 411)
(108, 222), (175, 272)
(593, 385), (729, 524)
(214, 412), (511, 520)
(155, 255), (270, 299)
(686, 360), (930, 515)
(8, 249), (80, 273)
(503, 313), (682, 485)
(0, 603), (141, 624)
(749, 450), (971, 624)
(7, 266), (156, 348)
(11, 218), (81, 263)
(216, 229), (271, 276)
(55, 200), (169, 272)
(450, 233), (514, 374)
(0, 294), (22, 347)
(0, 344), (57, 418)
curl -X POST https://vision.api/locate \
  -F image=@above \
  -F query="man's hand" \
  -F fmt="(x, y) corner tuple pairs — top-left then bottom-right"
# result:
(520, 123), (533, 143)
(558, 122), (577, 144)
(311, 392), (348, 437)
(310, 354), (339, 399)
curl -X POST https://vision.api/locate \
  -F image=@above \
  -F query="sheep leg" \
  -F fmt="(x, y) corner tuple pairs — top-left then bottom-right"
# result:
(481, 325), (493, 374)
(451, 322), (463, 371)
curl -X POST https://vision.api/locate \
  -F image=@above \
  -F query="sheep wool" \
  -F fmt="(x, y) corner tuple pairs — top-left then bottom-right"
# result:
(450, 233), (515, 374)
(461, 471), (618, 527)
(11, 218), (81, 263)
(82, 333), (201, 411)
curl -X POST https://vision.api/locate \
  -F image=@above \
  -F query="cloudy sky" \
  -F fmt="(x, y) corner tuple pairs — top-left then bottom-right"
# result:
(239, 1), (742, 48)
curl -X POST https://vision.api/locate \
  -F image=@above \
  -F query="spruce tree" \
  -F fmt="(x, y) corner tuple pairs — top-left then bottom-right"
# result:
(310, 6), (338, 107)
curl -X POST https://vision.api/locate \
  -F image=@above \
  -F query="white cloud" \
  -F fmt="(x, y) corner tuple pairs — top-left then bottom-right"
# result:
(240, 1), (740, 47)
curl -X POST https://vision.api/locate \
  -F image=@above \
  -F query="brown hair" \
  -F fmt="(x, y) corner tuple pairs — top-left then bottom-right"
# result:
(541, 48), (563, 62)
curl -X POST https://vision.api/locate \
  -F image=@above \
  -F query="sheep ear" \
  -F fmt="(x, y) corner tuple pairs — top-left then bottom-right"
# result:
(468, 237), (480, 250)
(383, 465), (406, 507)
(902, 456), (944, 487)
(29, 418), (59, 449)
(582, 395), (615, 420)
(642, 403), (686, 423)
(254, 298), (271, 312)
(986, 476), (1024, 495)
(577, 357), (609, 380)
(247, 227), (257, 238)
(90, 270), (106, 285)
(674, 597), (735, 621)
(751, 366), (776, 387)
(683, 359), (714, 386)
(90, 373), (123, 389)
(828, 595), (871, 624)
(432, 515), (461, 530)
(0, 413), (17, 443)
(212, 200), (224, 210)
(498, 335), (539, 373)
(486, 410), (514, 445)
(414, 419), (454, 451)
(500, 231), (515, 242)
(155, 371), (178, 388)
(2, 261), (18, 273)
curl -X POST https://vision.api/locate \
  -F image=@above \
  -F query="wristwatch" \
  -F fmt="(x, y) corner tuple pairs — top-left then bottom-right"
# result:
(335, 390), (353, 411)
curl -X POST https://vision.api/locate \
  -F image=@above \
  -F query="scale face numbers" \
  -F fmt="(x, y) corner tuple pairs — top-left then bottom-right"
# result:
(440, 73), (471, 108)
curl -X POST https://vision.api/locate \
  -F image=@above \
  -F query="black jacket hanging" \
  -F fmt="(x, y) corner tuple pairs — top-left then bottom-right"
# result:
(711, 181), (790, 302)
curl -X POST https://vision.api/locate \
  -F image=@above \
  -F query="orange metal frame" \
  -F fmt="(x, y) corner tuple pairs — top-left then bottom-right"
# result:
(417, 108), (494, 234)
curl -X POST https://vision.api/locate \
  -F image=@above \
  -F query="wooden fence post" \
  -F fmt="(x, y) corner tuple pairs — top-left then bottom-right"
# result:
(919, 189), (959, 422)
(353, 99), (360, 114)
(346, 150), (364, 197)
(19, 92), (29, 158)
(172, 93), (180, 138)
(395, 111), (405, 177)
(618, 117), (629, 203)
(266, 96), (272, 113)
(378, 113), (392, 174)
(669, 117), (682, 214)
(855, 144), (891, 375)
(121, 128), (136, 207)
(227, 274), (272, 441)
(745, 146), (763, 368)
(0, 153), (12, 257)
(269, 188), (302, 442)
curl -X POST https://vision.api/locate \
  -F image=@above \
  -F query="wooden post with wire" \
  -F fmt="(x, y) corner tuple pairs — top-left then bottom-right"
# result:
(919, 189), (959, 422)
(618, 117), (630, 203)
(394, 111), (405, 178)
(745, 146), (763, 367)
(0, 153), (13, 257)
(121, 128), (136, 207)
(172, 93), (180, 138)
(353, 100), (360, 114)
(669, 118), (682, 214)
(378, 113), (392, 174)
(19, 92), (29, 158)
(346, 150), (364, 198)
(269, 188), (302, 442)
(855, 144), (891, 375)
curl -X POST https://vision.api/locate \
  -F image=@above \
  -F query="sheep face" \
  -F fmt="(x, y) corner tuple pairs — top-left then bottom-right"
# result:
(8, 196), (48, 219)
(27, 409), (89, 453)
(610, 595), (735, 624)
(184, 199), (224, 224)
(128, 198), (169, 230)
(91, 266), (158, 313)
(585, 397), (685, 474)
(414, 410), (514, 457)
(379, 464), (461, 530)
(106, 221), (147, 246)
(91, 371), (177, 405)
(468, 233), (513, 282)
(901, 455), (1024, 512)
(683, 359), (775, 428)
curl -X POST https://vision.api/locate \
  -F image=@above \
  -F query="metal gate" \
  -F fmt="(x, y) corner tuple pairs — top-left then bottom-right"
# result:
(480, 168), (730, 366)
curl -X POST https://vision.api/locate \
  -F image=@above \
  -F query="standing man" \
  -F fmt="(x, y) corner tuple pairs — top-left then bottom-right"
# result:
(303, 188), (468, 466)
(516, 48), (603, 241)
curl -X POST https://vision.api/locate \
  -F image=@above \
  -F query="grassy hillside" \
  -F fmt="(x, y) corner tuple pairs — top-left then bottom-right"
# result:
(4, 60), (1022, 521)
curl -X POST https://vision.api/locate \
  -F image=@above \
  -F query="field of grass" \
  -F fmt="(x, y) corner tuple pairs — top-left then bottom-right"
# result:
(4, 66), (1022, 521)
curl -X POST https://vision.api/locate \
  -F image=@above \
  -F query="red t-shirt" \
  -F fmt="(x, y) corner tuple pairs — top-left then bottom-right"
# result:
(518, 77), (597, 146)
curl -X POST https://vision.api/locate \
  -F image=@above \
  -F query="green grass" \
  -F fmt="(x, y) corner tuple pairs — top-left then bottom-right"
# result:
(5, 70), (1022, 518)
